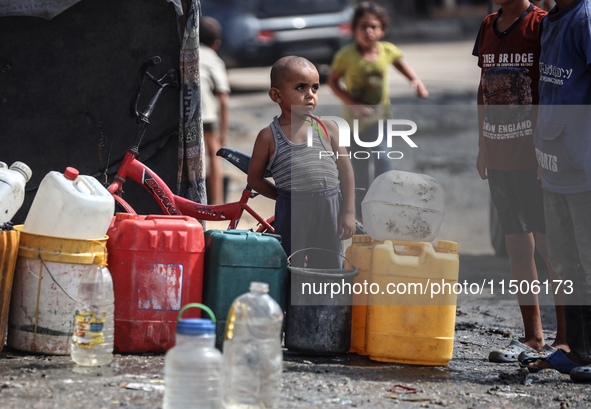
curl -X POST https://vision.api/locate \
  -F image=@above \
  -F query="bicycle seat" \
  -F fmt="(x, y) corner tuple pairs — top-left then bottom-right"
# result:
(217, 148), (271, 177)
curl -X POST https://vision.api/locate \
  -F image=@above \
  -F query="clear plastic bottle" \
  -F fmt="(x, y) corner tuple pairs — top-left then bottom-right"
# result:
(0, 161), (32, 224)
(71, 254), (114, 366)
(163, 303), (223, 409)
(222, 282), (283, 409)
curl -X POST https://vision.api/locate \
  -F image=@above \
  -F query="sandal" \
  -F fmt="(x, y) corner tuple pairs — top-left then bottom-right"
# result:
(517, 344), (557, 363)
(525, 348), (581, 374)
(488, 339), (537, 363)
(570, 365), (591, 382)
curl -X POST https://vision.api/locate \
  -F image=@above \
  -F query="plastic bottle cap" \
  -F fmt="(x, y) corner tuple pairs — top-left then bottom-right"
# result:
(64, 167), (79, 180)
(177, 318), (215, 336)
(250, 282), (269, 293)
(9, 162), (33, 182)
(93, 254), (106, 265)
(115, 212), (138, 221)
(437, 240), (458, 253)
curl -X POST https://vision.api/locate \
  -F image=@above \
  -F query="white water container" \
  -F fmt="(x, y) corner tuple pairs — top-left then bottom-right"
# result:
(22, 167), (114, 239)
(361, 170), (445, 242)
(0, 161), (33, 224)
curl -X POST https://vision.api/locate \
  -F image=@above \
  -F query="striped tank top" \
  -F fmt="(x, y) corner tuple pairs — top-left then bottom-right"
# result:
(267, 116), (340, 192)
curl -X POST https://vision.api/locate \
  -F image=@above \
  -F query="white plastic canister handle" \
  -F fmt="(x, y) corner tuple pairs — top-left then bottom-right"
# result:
(74, 176), (97, 195)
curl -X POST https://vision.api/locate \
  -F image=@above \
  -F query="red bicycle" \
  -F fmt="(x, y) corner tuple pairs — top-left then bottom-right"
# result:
(106, 56), (275, 233)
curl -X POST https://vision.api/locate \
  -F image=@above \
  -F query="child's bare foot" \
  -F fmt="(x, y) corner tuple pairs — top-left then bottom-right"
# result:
(551, 342), (570, 352)
(527, 348), (589, 373)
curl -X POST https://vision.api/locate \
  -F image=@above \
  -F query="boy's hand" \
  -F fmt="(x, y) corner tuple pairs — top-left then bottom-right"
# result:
(476, 149), (487, 180)
(339, 213), (356, 241)
(412, 79), (429, 98)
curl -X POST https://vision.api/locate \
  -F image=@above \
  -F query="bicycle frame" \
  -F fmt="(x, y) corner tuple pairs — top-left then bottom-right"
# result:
(107, 151), (275, 233)
(106, 56), (274, 234)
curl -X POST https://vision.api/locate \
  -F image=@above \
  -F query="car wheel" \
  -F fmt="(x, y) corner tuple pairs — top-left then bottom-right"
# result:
(489, 198), (507, 256)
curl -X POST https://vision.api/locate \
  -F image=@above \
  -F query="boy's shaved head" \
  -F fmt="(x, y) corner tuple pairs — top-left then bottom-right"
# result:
(270, 56), (316, 88)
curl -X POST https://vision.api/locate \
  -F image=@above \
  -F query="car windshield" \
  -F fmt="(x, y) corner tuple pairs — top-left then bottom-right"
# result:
(256, 0), (349, 18)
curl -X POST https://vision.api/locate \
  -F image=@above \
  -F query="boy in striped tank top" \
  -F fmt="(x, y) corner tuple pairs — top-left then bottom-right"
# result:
(248, 56), (356, 267)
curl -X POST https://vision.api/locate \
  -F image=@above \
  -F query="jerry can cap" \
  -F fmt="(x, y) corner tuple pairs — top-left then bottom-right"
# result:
(10, 161), (33, 182)
(115, 212), (138, 221)
(437, 240), (458, 253)
(64, 167), (79, 180)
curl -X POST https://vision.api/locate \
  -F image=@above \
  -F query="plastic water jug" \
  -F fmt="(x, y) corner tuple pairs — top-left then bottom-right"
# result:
(71, 254), (114, 366)
(222, 282), (283, 409)
(365, 240), (459, 366)
(22, 167), (114, 239)
(344, 235), (379, 355)
(163, 304), (223, 409)
(203, 230), (286, 348)
(361, 170), (445, 242)
(107, 213), (205, 354)
(0, 161), (32, 224)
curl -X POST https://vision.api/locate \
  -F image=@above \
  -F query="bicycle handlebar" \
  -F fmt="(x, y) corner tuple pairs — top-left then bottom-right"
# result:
(128, 56), (179, 154)
(130, 56), (162, 119)
(130, 56), (178, 121)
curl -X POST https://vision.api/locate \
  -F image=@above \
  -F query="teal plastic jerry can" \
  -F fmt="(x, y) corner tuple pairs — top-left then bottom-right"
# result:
(203, 230), (287, 348)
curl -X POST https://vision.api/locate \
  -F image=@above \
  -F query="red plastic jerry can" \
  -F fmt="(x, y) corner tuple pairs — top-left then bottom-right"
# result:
(107, 213), (205, 353)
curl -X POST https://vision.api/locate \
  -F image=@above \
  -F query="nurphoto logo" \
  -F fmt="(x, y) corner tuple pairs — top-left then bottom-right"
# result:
(304, 114), (418, 160)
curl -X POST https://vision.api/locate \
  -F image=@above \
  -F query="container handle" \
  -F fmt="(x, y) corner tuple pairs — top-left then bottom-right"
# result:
(74, 176), (97, 195)
(287, 247), (357, 271)
(387, 240), (431, 252)
(177, 303), (216, 324)
(145, 214), (191, 221)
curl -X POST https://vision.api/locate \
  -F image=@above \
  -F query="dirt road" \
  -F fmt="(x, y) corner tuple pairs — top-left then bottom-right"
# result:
(1, 254), (589, 409)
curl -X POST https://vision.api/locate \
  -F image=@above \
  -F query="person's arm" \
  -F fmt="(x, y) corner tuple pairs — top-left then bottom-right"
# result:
(393, 59), (429, 98)
(476, 83), (488, 180)
(247, 127), (278, 200)
(327, 121), (355, 240)
(327, 69), (374, 118)
(217, 92), (229, 147)
(327, 69), (356, 106)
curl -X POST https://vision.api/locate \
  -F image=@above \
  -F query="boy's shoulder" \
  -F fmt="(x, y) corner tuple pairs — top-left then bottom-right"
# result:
(479, 6), (547, 29)
(256, 124), (274, 141)
(480, 11), (498, 27)
(531, 5), (548, 22)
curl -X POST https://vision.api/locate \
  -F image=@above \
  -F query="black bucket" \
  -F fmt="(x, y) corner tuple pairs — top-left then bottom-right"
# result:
(284, 248), (359, 355)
